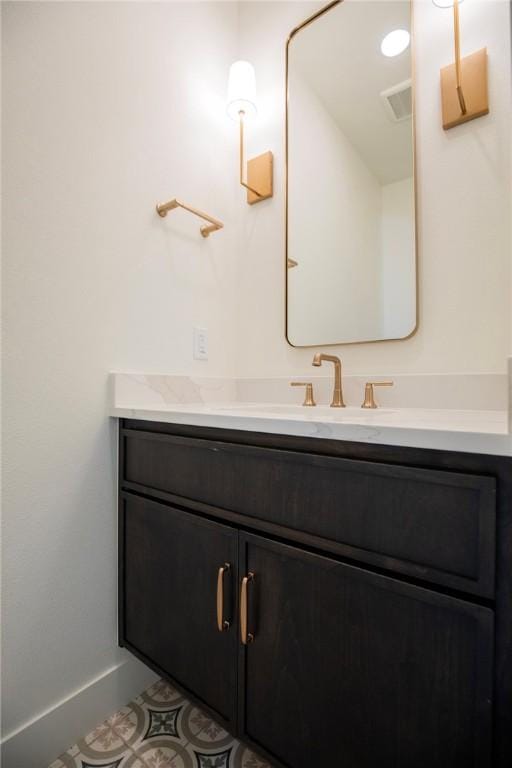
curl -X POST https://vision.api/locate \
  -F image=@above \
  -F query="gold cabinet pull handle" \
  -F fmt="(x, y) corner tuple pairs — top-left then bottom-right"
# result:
(240, 572), (255, 645)
(216, 563), (231, 632)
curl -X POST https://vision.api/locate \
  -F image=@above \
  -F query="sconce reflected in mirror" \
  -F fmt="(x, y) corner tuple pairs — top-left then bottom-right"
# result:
(434, 0), (489, 130)
(227, 60), (273, 205)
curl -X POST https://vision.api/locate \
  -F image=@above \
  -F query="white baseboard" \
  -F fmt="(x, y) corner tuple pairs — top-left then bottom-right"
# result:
(1, 654), (158, 768)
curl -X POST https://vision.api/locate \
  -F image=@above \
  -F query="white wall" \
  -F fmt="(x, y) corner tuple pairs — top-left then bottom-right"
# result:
(2, 2), (238, 764)
(235, 0), (511, 377)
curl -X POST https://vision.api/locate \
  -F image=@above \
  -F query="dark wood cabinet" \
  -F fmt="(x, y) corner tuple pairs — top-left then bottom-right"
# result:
(238, 533), (493, 768)
(118, 419), (512, 768)
(122, 429), (496, 597)
(121, 493), (239, 727)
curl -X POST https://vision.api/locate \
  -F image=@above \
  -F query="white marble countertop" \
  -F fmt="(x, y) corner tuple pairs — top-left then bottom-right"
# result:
(111, 401), (511, 457)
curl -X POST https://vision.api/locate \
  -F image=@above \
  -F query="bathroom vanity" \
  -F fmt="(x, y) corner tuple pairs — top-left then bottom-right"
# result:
(117, 409), (512, 768)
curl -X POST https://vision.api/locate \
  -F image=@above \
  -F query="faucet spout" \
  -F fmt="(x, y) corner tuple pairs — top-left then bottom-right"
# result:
(311, 353), (345, 408)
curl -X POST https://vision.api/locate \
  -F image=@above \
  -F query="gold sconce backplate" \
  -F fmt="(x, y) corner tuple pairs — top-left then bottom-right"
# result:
(441, 47), (489, 130)
(247, 151), (273, 205)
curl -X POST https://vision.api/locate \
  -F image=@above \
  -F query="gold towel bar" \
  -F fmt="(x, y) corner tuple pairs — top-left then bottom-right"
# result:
(155, 198), (223, 238)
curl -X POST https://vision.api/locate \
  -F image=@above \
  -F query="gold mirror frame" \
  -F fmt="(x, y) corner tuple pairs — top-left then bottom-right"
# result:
(285, 0), (419, 348)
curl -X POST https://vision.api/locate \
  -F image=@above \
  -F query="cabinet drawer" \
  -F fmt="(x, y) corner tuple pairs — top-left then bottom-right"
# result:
(121, 429), (496, 597)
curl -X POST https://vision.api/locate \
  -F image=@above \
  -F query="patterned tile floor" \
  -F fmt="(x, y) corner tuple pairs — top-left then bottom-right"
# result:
(48, 678), (273, 768)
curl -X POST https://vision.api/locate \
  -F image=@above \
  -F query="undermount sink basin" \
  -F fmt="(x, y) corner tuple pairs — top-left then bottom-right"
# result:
(216, 403), (396, 419)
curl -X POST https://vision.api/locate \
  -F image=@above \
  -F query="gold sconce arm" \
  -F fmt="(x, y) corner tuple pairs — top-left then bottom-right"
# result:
(453, 0), (467, 115)
(239, 112), (263, 198)
(155, 198), (223, 238)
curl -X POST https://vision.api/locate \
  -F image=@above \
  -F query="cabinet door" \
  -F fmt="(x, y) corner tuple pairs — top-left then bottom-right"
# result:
(120, 493), (238, 727)
(238, 533), (494, 768)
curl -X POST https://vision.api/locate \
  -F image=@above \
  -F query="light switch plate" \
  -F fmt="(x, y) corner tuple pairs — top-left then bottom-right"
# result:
(193, 327), (208, 360)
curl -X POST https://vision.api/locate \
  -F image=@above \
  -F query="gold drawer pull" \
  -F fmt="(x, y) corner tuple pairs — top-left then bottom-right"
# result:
(216, 563), (231, 632)
(240, 572), (255, 645)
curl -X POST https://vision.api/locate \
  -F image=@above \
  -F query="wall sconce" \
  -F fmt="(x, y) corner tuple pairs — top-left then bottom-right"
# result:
(227, 60), (273, 205)
(434, 0), (489, 130)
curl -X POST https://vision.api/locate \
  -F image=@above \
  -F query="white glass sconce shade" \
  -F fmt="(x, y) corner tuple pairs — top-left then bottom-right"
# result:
(432, 0), (464, 7)
(227, 60), (257, 120)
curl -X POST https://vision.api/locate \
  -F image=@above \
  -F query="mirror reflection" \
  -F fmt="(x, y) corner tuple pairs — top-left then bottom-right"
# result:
(286, 0), (417, 347)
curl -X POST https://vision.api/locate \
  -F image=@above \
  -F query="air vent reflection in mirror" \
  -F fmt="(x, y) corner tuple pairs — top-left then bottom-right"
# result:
(380, 79), (412, 122)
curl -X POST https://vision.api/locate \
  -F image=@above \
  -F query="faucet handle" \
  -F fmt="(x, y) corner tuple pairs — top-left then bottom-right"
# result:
(361, 381), (394, 409)
(290, 382), (316, 407)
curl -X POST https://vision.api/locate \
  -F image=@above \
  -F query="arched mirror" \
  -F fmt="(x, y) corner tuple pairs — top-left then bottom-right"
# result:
(286, 0), (417, 347)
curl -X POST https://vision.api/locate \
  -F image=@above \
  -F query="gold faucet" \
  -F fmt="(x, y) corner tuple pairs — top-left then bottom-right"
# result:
(361, 381), (394, 409)
(312, 353), (345, 408)
(290, 382), (316, 406)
